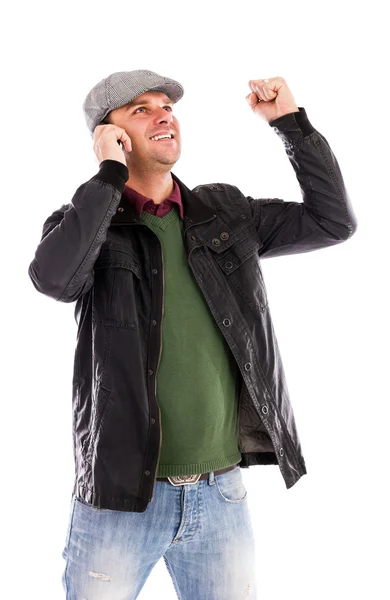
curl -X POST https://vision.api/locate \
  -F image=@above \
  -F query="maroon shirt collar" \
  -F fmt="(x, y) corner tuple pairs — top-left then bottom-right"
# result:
(122, 179), (184, 220)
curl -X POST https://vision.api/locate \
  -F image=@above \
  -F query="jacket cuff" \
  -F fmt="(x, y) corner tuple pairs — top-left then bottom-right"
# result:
(269, 107), (315, 141)
(93, 159), (129, 191)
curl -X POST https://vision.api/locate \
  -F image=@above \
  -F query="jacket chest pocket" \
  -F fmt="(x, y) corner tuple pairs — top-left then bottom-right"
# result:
(206, 230), (269, 312)
(92, 247), (142, 327)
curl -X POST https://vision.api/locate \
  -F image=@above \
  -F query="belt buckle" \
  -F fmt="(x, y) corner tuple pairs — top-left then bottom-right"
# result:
(167, 474), (202, 486)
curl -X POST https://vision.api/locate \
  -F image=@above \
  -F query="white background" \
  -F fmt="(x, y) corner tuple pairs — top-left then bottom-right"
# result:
(2, 0), (389, 598)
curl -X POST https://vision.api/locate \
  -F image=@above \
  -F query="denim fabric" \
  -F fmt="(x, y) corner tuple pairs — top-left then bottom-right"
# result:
(61, 466), (257, 599)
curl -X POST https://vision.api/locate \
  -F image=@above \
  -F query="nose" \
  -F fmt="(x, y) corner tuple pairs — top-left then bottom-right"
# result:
(154, 106), (173, 125)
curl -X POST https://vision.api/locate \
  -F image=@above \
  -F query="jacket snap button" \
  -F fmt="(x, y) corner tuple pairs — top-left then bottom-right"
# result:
(261, 405), (268, 414)
(212, 238), (221, 246)
(152, 268), (158, 274)
(117, 207), (124, 212)
(220, 232), (229, 240)
(240, 214), (246, 220)
(244, 362), (251, 371)
(145, 470), (150, 476)
(279, 448), (284, 457)
(191, 235), (196, 240)
(225, 261), (233, 269)
(152, 320), (157, 326)
(151, 418), (155, 424)
(223, 318), (231, 327)
(148, 369), (154, 375)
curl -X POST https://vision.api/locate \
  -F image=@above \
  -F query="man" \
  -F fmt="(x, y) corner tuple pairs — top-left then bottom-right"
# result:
(28, 69), (357, 599)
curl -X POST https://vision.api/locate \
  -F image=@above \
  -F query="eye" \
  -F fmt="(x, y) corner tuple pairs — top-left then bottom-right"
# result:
(134, 106), (172, 114)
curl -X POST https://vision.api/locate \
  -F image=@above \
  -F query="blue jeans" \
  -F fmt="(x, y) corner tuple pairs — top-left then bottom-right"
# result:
(61, 466), (257, 599)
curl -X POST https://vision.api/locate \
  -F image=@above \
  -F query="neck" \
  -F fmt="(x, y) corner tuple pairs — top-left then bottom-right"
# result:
(124, 167), (174, 204)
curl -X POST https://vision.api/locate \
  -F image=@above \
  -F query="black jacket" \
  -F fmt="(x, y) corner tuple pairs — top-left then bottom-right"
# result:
(28, 108), (357, 512)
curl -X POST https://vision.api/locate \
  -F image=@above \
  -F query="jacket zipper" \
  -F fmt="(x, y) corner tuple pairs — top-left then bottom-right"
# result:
(150, 238), (164, 501)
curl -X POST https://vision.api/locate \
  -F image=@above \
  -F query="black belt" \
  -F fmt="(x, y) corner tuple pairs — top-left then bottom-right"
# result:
(156, 464), (238, 487)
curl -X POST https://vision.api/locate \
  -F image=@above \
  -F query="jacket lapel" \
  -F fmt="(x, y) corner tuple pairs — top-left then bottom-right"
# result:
(110, 171), (216, 228)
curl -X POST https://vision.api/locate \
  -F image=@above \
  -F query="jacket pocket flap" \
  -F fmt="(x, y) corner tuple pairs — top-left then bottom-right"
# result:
(212, 236), (262, 274)
(95, 247), (141, 279)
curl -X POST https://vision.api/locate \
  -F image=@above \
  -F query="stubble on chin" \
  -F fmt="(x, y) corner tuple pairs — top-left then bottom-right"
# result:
(126, 143), (181, 169)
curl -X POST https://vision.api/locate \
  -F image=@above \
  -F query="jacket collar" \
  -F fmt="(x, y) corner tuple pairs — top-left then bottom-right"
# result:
(110, 171), (216, 228)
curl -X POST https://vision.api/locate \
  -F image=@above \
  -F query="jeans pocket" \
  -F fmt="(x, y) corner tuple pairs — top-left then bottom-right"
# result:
(74, 495), (110, 512)
(215, 467), (248, 503)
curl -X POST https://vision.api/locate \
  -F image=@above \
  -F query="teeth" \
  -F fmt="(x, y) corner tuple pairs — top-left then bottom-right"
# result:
(150, 134), (172, 141)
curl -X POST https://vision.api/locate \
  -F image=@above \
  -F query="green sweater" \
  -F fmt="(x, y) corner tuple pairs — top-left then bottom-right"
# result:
(139, 204), (242, 477)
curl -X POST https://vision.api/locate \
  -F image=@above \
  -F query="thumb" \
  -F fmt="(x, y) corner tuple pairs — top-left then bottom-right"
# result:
(246, 91), (260, 110)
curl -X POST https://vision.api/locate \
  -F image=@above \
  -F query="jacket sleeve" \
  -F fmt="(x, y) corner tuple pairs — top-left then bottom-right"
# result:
(27, 160), (129, 302)
(246, 107), (358, 259)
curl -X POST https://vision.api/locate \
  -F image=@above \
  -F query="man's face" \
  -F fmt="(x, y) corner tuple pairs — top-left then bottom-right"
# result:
(104, 90), (181, 169)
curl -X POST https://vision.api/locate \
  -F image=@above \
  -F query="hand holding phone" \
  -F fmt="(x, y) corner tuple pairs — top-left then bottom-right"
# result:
(93, 124), (132, 167)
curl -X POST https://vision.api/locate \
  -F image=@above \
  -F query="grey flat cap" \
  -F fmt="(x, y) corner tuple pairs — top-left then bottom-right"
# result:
(82, 69), (184, 137)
